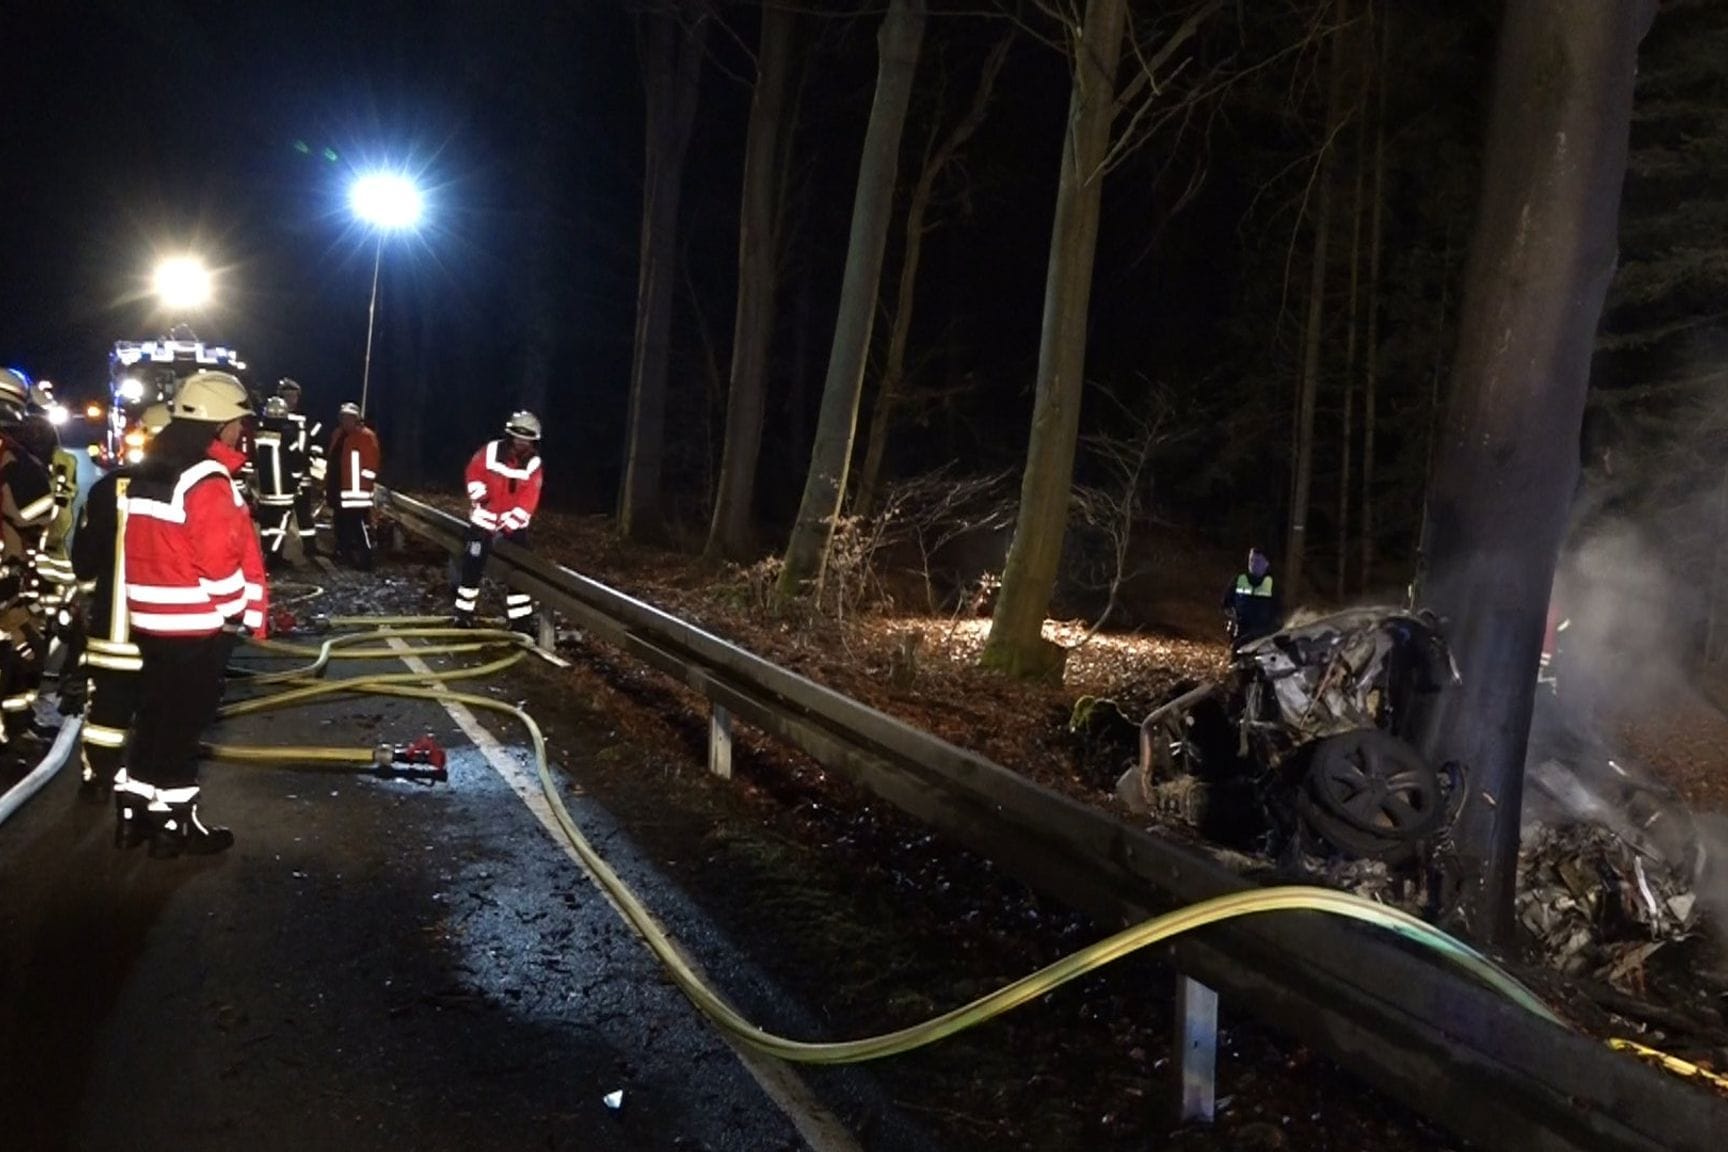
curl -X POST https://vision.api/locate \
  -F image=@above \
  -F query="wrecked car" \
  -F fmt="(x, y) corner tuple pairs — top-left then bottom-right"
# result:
(1518, 734), (1725, 988)
(1115, 606), (1459, 862)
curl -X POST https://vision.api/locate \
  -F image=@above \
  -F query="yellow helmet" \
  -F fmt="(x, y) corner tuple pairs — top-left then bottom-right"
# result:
(141, 403), (173, 435)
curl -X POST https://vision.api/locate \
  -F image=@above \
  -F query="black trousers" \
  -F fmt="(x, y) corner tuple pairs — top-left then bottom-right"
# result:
(293, 485), (319, 554)
(453, 525), (534, 626)
(129, 632), (235, 790)
(333, 507), (373, 570)
(0, 629), (45, 738)
(55, 612), (89, 715)
(255, 500), (296, 559)
(79, 662), (142, 784)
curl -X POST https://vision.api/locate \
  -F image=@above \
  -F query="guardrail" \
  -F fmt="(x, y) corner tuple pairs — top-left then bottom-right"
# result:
(380, 488), (1726, 1152)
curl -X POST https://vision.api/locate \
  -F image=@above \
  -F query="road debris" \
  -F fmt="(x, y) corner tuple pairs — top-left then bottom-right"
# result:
(1516, 822), (1697, 989)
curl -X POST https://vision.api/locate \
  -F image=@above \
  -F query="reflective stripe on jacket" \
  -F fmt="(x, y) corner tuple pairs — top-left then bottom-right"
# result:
(329, 425), (381, 509)
(123, 444), (268, 637)
(464, 439), (542, 533)
(253, 418), (297, 505)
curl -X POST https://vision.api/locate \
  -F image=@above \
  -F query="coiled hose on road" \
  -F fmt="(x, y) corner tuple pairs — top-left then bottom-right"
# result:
(212, 612), (1583, 1067)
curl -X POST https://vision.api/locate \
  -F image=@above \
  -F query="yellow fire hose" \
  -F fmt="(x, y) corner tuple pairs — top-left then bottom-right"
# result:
(206, 615), (1727, 1087)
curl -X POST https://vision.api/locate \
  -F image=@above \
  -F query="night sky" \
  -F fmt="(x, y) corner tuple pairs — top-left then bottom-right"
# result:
(2, 1), (649, 494)
(1, 2), (1494, 544)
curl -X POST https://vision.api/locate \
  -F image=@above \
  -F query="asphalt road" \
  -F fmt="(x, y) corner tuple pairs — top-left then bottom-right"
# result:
(0, 624), (912, 1152)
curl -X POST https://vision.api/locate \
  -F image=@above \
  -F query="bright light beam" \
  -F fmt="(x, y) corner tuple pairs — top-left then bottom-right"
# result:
(153, 257), (212, 310)
(349, 172), (424, 231)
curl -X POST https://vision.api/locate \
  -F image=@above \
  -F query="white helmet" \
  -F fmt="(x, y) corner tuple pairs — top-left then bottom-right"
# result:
(172, 371), (254, 423)
(0, 368), (31, 411)
(263, 396), (289, 419)
(339, 401), (361, 417)
(504, 410), (541, 441)
(141, 403), (173, 435)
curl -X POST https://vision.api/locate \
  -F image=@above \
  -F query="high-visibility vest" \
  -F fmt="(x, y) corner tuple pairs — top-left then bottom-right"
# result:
(123, 445), (267, 637)
(1234, 574), (1274, 598)
(464, 439), (543, 533)
(330, 426), (381, 510)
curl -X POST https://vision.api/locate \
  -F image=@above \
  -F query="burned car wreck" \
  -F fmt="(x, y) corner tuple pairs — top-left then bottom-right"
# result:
(1111, 605), (1726, 1004)
(1114, 607), (1460, 862)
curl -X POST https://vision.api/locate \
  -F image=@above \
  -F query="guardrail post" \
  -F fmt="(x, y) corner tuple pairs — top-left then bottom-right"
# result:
(1176, 975), (1218, 1124)
(537, 611), (557, 653)
(709, 704), (733, 780)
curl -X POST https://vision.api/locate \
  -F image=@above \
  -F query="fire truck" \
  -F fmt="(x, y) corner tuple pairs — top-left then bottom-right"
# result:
(104, 337), (251, 465)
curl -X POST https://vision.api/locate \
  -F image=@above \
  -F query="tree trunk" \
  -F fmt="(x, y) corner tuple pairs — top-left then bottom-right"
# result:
(855, 35), (1013, 520)
(979, 0), (1130, 680)
(1335, 15), (1370, 603)
(777, 0), (927, 598)
(1286, 0), (1350, 604)
(1359, 6), (1386, 596)
(619, 6), (707, 542)
(706, 4), (796, 562)
(1415, 0), (1653, 943)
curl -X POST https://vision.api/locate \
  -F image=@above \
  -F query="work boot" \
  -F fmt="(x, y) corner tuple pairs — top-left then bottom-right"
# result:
(148, 803), (235, 859)
(113, 793), (157, 851)
(452, 612), (475, 630)
(79, 752), (115, 800)
(3, 717), (45, 747)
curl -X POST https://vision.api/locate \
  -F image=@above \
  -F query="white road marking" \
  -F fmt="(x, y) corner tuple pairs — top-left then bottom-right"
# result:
(384, 637), (864, 1152)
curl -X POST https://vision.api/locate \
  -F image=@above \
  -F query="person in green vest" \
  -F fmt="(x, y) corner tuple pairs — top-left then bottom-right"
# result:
(1222, 547), (1282, 647)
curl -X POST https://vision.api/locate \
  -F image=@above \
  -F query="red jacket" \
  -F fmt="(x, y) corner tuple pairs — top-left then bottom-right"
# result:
(329, 424), (382, 510)
(464, 439), (542, 533)
(123, 442), (268, 637)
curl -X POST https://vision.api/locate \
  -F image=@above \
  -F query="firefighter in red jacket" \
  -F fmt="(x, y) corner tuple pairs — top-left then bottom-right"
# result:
(454, 411), (543, 632)
(327, 401), (381, 570)
(113, 372), (267, 857)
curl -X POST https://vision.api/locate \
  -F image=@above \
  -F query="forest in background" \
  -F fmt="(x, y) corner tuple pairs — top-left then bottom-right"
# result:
(411, 0), (1724, 653)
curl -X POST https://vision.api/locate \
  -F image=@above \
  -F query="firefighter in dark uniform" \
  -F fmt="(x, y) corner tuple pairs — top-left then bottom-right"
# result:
(0, 370), (59, 748)
(114, 373), (267, 857)
(1223, 547), (1282, 648)
(11, 412), (82, 723)
(454, 412), (544, 632)
(69, 403), (171, 789)
(276, 378), (324, 559)
(252, 396), (299, 568)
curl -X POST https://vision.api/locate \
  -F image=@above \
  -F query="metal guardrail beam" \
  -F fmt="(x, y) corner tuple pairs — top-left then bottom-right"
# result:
(381, 488), (1728, 1152)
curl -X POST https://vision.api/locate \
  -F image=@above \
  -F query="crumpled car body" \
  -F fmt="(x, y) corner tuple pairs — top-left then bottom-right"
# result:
(1116, 606), (1458, 861)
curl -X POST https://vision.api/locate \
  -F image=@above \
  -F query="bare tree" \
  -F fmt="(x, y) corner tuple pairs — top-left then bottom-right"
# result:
(619, 2), (709, 541)
(776, 0), (928, 600)
(982, 0), (1221, 679)
(1359, 2), (1386, 594)
(1285, 0), (1351, 604)
(1068, 380), (1178, 643)
(1416, 0), (1654, 942)
(1335, 2), (1372, 601)
(706, 3), (797, 562)
(878, 467), (1016, 613)
(854, 31), (1014, 519)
